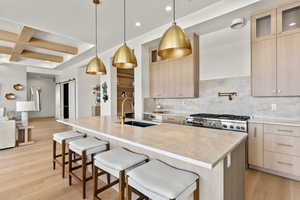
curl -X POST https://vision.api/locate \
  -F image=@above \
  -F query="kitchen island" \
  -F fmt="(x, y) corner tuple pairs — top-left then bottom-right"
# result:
(58, 116), (247, 200)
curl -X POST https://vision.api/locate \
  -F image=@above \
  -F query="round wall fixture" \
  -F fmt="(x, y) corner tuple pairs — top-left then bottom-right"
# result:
(230, 18), (247, 29)
(5, 93), (17, 100)
(13, 84), (24, 91)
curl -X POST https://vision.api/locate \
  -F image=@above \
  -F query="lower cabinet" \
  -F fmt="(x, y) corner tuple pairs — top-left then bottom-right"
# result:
(248, 123), (264, 168)
(248, 122), (300, 180)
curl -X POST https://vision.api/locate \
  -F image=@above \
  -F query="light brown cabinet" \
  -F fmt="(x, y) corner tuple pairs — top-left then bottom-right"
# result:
(251, 1), (300, 97)
(149, 33), (199, 98)
(249, 122), (300, 180)
(248, 123), (264, 168)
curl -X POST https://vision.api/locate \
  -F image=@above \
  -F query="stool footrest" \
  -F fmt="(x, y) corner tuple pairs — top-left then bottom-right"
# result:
(96, 179), (119, 194)
(70, 172), (93, 183)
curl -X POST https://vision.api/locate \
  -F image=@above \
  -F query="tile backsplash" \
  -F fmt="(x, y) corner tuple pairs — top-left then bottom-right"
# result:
(144, 76), (300, 120)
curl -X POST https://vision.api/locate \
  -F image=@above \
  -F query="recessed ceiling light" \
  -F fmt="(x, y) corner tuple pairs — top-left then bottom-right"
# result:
(135, 22), (141, 27)
(165, 5), (172, 12)
(289, 22), (297, 27)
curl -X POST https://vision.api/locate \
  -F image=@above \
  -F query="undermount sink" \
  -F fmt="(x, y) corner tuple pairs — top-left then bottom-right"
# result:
(124, 121), (157, 128)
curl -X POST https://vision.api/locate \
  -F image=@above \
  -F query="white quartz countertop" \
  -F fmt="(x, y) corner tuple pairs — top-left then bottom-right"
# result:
(249, 118), (300, 127)
(57, 117), (247, 169)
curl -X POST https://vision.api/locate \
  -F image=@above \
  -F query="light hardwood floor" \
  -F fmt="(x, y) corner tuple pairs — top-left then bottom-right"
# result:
(0, 118), (299, 200)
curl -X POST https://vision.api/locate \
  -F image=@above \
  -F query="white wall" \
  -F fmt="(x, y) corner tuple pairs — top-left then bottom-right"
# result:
(27, 76), (56, 118)
(200, 24), (251, 80)
(56, 66), (101, 118)
(0, 64), (27, 112)
(77, 67), (101, 118)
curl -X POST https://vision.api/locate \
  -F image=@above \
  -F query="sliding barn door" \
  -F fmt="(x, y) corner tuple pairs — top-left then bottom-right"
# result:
(68, 81), (76, 119)
(55, 84), (61, 119)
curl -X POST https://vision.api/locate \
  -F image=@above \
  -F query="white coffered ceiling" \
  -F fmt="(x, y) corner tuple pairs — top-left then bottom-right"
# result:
(0, 0), (291, 69)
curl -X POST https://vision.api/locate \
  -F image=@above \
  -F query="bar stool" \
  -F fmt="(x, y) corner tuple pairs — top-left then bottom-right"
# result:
(126, 160), (200, 200)
(68, 137), (109, 199)
(53, 130), (85, 178)
(93, 148), (148, 200)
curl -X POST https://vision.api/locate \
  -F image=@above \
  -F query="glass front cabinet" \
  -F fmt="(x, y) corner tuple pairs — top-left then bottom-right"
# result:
(251, 2), (300, 97)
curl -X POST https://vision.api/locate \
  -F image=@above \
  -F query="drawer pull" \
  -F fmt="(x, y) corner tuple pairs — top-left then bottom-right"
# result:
(278, 129), (293, 133)
(277, 143), (293, 148)
(277, 161), (293, 167)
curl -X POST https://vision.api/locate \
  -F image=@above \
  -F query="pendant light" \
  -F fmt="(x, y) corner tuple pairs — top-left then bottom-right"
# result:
(112, 0), (137, 69)
(86, 0), (107, 75)
(158, 0), (192, 59)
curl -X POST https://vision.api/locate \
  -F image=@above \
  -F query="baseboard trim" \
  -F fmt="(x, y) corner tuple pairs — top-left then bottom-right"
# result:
(249, 164), (300, 181)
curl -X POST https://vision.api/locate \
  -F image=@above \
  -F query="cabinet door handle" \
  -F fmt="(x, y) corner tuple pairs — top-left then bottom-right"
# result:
(254, 127), (257, 138)
(277, 161), (293, 167)
(278, 129), (293, 133)
(277, 143), (293, 148)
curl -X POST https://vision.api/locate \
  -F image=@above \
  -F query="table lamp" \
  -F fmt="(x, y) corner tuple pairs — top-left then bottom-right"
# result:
(16, 101), (36, 125)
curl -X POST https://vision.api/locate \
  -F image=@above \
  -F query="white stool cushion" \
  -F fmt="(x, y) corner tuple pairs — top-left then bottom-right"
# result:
(69, 137), (108, 156)
(127, 160), (198, 200)
(94, 148), (147, 177)
(53, 131), (85, 144)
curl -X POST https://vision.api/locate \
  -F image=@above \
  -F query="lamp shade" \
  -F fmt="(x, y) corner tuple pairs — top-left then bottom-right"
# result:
(112, 44), (137, 69)
(158, 23), (192, 59)
(86, 57), (107, 75)
(16, 101), (36, 112)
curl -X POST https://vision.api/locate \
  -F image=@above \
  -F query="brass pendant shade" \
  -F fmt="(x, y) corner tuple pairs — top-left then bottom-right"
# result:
(112, 0), (137, 69)
(158, 0), (192, 59)
(158, 23), (192, 59)
(86, 56), (107, 75)
(86, 0), (107, 75)
(112, 44), (137, 69)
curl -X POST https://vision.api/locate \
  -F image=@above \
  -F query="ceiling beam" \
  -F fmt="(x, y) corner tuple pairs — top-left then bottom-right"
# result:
(0, 45), (63, 63)
(10, 26), (37, 62)
(29, 38), (78, 55)
(0, 46), (13, 54)
(0, 29), (78, 55)
(21, 50), (63, 63)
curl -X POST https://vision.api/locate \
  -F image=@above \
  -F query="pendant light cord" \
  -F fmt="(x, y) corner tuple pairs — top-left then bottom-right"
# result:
(124, 0), (126, 44)
(173, 0), (176, 24)
(95, 3), (98, 56)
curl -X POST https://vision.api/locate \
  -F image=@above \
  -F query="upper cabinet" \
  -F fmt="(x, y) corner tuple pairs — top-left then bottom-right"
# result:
(251, 1), (300, 97)
(251, 9), (277, 96)
(252, 9), (277, 42)
(149, 33), (199, 99)
(277, 1), (300, 35)
(277, 2), (300, 96)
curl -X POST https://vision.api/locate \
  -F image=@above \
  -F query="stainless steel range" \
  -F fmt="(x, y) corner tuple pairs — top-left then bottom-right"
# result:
(186, 113), (250, 132)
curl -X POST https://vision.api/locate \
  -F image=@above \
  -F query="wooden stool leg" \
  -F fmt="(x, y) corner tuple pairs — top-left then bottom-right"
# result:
(119, 171), (125, 200)
(82, 151), (87, 199)
(68, 149), (73, 186)
(126, 176), (132, 200)
(93, 165), (98, 200)
(62, 140), (66, 178)
(53, 140), (56, 170)
(107, 174), (111, 184)
(193, 179), (200, 200)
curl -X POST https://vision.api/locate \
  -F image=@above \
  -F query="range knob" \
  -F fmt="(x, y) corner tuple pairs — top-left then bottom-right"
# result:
(236, 126), (241, 129)
(223, 125), (227, 128)
(230, 125), (234, 129)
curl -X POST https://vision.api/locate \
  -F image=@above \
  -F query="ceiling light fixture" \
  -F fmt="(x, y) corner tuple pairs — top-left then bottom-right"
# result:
(86, 0), (107, 75)
(158, 0), (192, 59)
(165, 5), (172, 12)
(112, 0), (137, 69)
(135, 22), (141, 27)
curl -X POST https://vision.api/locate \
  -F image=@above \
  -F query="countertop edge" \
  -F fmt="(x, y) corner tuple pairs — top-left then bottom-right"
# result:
(57, 119), (215, 169)
(249, 119), (300, 127)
